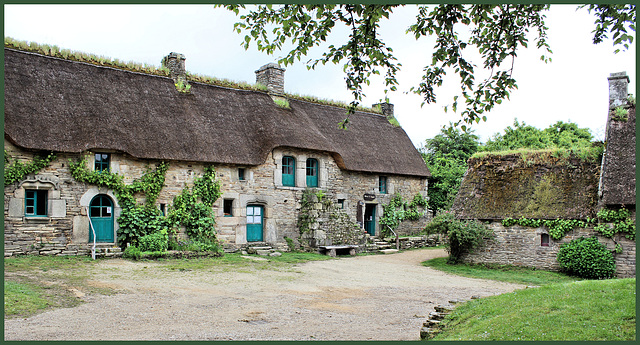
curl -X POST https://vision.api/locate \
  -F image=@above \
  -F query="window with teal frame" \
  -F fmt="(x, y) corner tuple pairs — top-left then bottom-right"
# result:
(306, 158), (318, 187)
(25, 189), (48, 217)
(95, 153), (111, 172)
(282, 156), (295, 187)
(379, 176), (388, 194)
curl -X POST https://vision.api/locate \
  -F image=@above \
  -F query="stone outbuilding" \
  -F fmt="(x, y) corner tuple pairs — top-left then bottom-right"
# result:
(3, 45), (430, 256)
(450, 72), (635, 277)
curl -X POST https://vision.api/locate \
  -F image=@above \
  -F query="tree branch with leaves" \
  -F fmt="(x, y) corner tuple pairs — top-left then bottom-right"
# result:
(222, 4), (635, 129)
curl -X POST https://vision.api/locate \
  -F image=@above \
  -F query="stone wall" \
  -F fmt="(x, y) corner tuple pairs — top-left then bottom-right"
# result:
(297, 191), (366, 250)
(4, 140), (428, 256)
(460, 221), (635, 278)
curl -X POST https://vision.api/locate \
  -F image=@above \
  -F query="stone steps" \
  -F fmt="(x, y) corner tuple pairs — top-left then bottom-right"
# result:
(379, 249), (399, 254)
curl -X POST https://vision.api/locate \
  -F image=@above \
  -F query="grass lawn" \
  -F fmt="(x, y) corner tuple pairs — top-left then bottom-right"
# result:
(432, 278), (636, 341)
(423, 257), (635, 341)
(422, 257), (581, 286)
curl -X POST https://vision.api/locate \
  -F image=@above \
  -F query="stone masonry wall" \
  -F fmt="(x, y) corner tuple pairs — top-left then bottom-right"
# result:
(460, 221), (635, 278)
(5, 140), (428, 256)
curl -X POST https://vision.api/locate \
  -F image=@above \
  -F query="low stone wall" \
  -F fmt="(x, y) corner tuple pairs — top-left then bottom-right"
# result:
(383, 235), (442, 250)
(395, 213), (432, 236)
(298, 193), (366, 250)
(460, 221), (635, 278)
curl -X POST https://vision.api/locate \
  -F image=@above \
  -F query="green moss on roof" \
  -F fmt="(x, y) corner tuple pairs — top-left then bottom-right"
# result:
(452, 149), (601, 220)
(5, 37), (382, 115)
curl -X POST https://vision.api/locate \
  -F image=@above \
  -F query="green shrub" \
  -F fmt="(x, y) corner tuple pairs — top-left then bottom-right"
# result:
(423, 211), (494, 264)
(138, 229), (169, 252)
(122, 246), (142, 261)
(557, 236), (616, 279)
(117, 207), (167, 249)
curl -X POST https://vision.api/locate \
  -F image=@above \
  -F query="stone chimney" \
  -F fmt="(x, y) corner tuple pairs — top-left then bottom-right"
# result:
(607, 71), (629, 109)
(255, 63), (285, 96)
(372, 102), (394, 118)
(162, 52), (187, 83)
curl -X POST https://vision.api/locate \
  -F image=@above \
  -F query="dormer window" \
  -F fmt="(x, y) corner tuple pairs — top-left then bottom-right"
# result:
(95, 153), (110, 172)
(282, 156), (296, 187)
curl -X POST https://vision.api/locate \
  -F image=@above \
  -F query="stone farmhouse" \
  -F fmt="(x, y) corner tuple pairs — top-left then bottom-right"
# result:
(451, 72), (636, 277)
(3, 45), (430, 256)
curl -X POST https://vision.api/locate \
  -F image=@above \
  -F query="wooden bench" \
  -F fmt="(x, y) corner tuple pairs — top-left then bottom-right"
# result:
(318, 245), (358, 257)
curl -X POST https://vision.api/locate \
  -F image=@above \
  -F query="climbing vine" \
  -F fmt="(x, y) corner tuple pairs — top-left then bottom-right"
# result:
(167, 165), (221, 244)
(502, 217), (595, 240)
(594, 207), (635, 241)
(380, 193), (428, 237)
(69, 155), (170, 248)
(4, 150), (57, 186)
(503, 206), (635, 253)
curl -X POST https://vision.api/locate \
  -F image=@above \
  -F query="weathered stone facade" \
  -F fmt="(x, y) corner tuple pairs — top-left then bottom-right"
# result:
(4, 139), (428, 256)
(460, 221), (636, 278)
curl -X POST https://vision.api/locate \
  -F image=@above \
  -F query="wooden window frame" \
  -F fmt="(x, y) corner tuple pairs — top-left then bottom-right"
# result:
(95, 153), (111, 172)
(282, 156), (296, 187)
(541, 233), (550, 247)
(25, 189), (48, 217)
(379, 176), (388, 194)
(223, 199), (234, 217)
(306, 158), (319, 187)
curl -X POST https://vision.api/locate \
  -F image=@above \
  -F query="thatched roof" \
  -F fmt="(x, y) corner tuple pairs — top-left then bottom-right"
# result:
(599, 104), (636, 206)
(451, 151), (600, 220)
(4, 48), (429, 178)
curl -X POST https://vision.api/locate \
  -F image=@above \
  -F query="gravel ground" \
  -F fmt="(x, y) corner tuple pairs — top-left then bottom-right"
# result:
(4, 248), (524, 341)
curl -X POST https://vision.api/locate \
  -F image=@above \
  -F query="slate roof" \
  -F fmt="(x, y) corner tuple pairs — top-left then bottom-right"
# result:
(4, 48), (430, 178)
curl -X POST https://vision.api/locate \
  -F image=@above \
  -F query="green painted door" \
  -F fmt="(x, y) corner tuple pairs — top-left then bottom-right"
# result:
(282, 156), (295, 187)
(246, 205), (264, 242)
(89, 195), (114, 242)
(306, 158), (318, 187)
(364, 204), (376, 236)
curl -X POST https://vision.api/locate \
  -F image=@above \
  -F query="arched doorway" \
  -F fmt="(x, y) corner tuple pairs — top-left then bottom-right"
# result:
(89, 194), (114, 243)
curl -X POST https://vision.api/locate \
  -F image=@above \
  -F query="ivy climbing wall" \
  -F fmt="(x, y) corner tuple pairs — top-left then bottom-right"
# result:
(460, 221), (636, 278)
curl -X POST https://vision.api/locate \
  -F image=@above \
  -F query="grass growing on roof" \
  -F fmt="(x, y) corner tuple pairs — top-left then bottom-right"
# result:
(432, 278), (635, 341)
(6, 37), (386, 115)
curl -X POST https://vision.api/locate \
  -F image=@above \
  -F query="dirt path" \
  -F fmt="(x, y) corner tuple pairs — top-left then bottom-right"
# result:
(4, 249), (523, 341)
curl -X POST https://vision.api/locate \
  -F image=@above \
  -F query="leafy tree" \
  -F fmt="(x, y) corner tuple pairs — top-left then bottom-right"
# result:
(481, 119), (594, 152)
(420, 127), (479, 214)
(222, 4), (635, 128)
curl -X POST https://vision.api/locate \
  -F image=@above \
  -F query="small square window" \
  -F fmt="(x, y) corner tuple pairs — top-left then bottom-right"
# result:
(223, 199), (234, 216)
(95, 153), (111, 172)
(338, 199), (345, 209)
(238, 168), (246, 181)
(25, 189), (48, 216)
(379, 176), (388, 194)
(159, 203), (167, 216)
(541, 233), (550, 247)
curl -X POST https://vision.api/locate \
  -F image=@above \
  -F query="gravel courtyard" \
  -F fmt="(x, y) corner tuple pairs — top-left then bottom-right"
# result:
(4, 248), (523, 341)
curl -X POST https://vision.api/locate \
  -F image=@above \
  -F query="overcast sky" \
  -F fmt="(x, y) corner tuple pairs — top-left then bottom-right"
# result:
(4, 4), (636, 146)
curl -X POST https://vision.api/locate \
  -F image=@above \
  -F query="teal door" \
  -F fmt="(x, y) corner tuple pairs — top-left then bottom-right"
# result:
(364, 204), (376, 235)
(89, 195), (114, 242)
(282, 156), (295, 187)
(306, 158), (318, 187)
(246, 205), (264, 242)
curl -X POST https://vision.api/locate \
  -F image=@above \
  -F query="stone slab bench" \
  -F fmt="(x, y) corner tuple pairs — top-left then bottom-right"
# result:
(318, 245), (358, 257)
